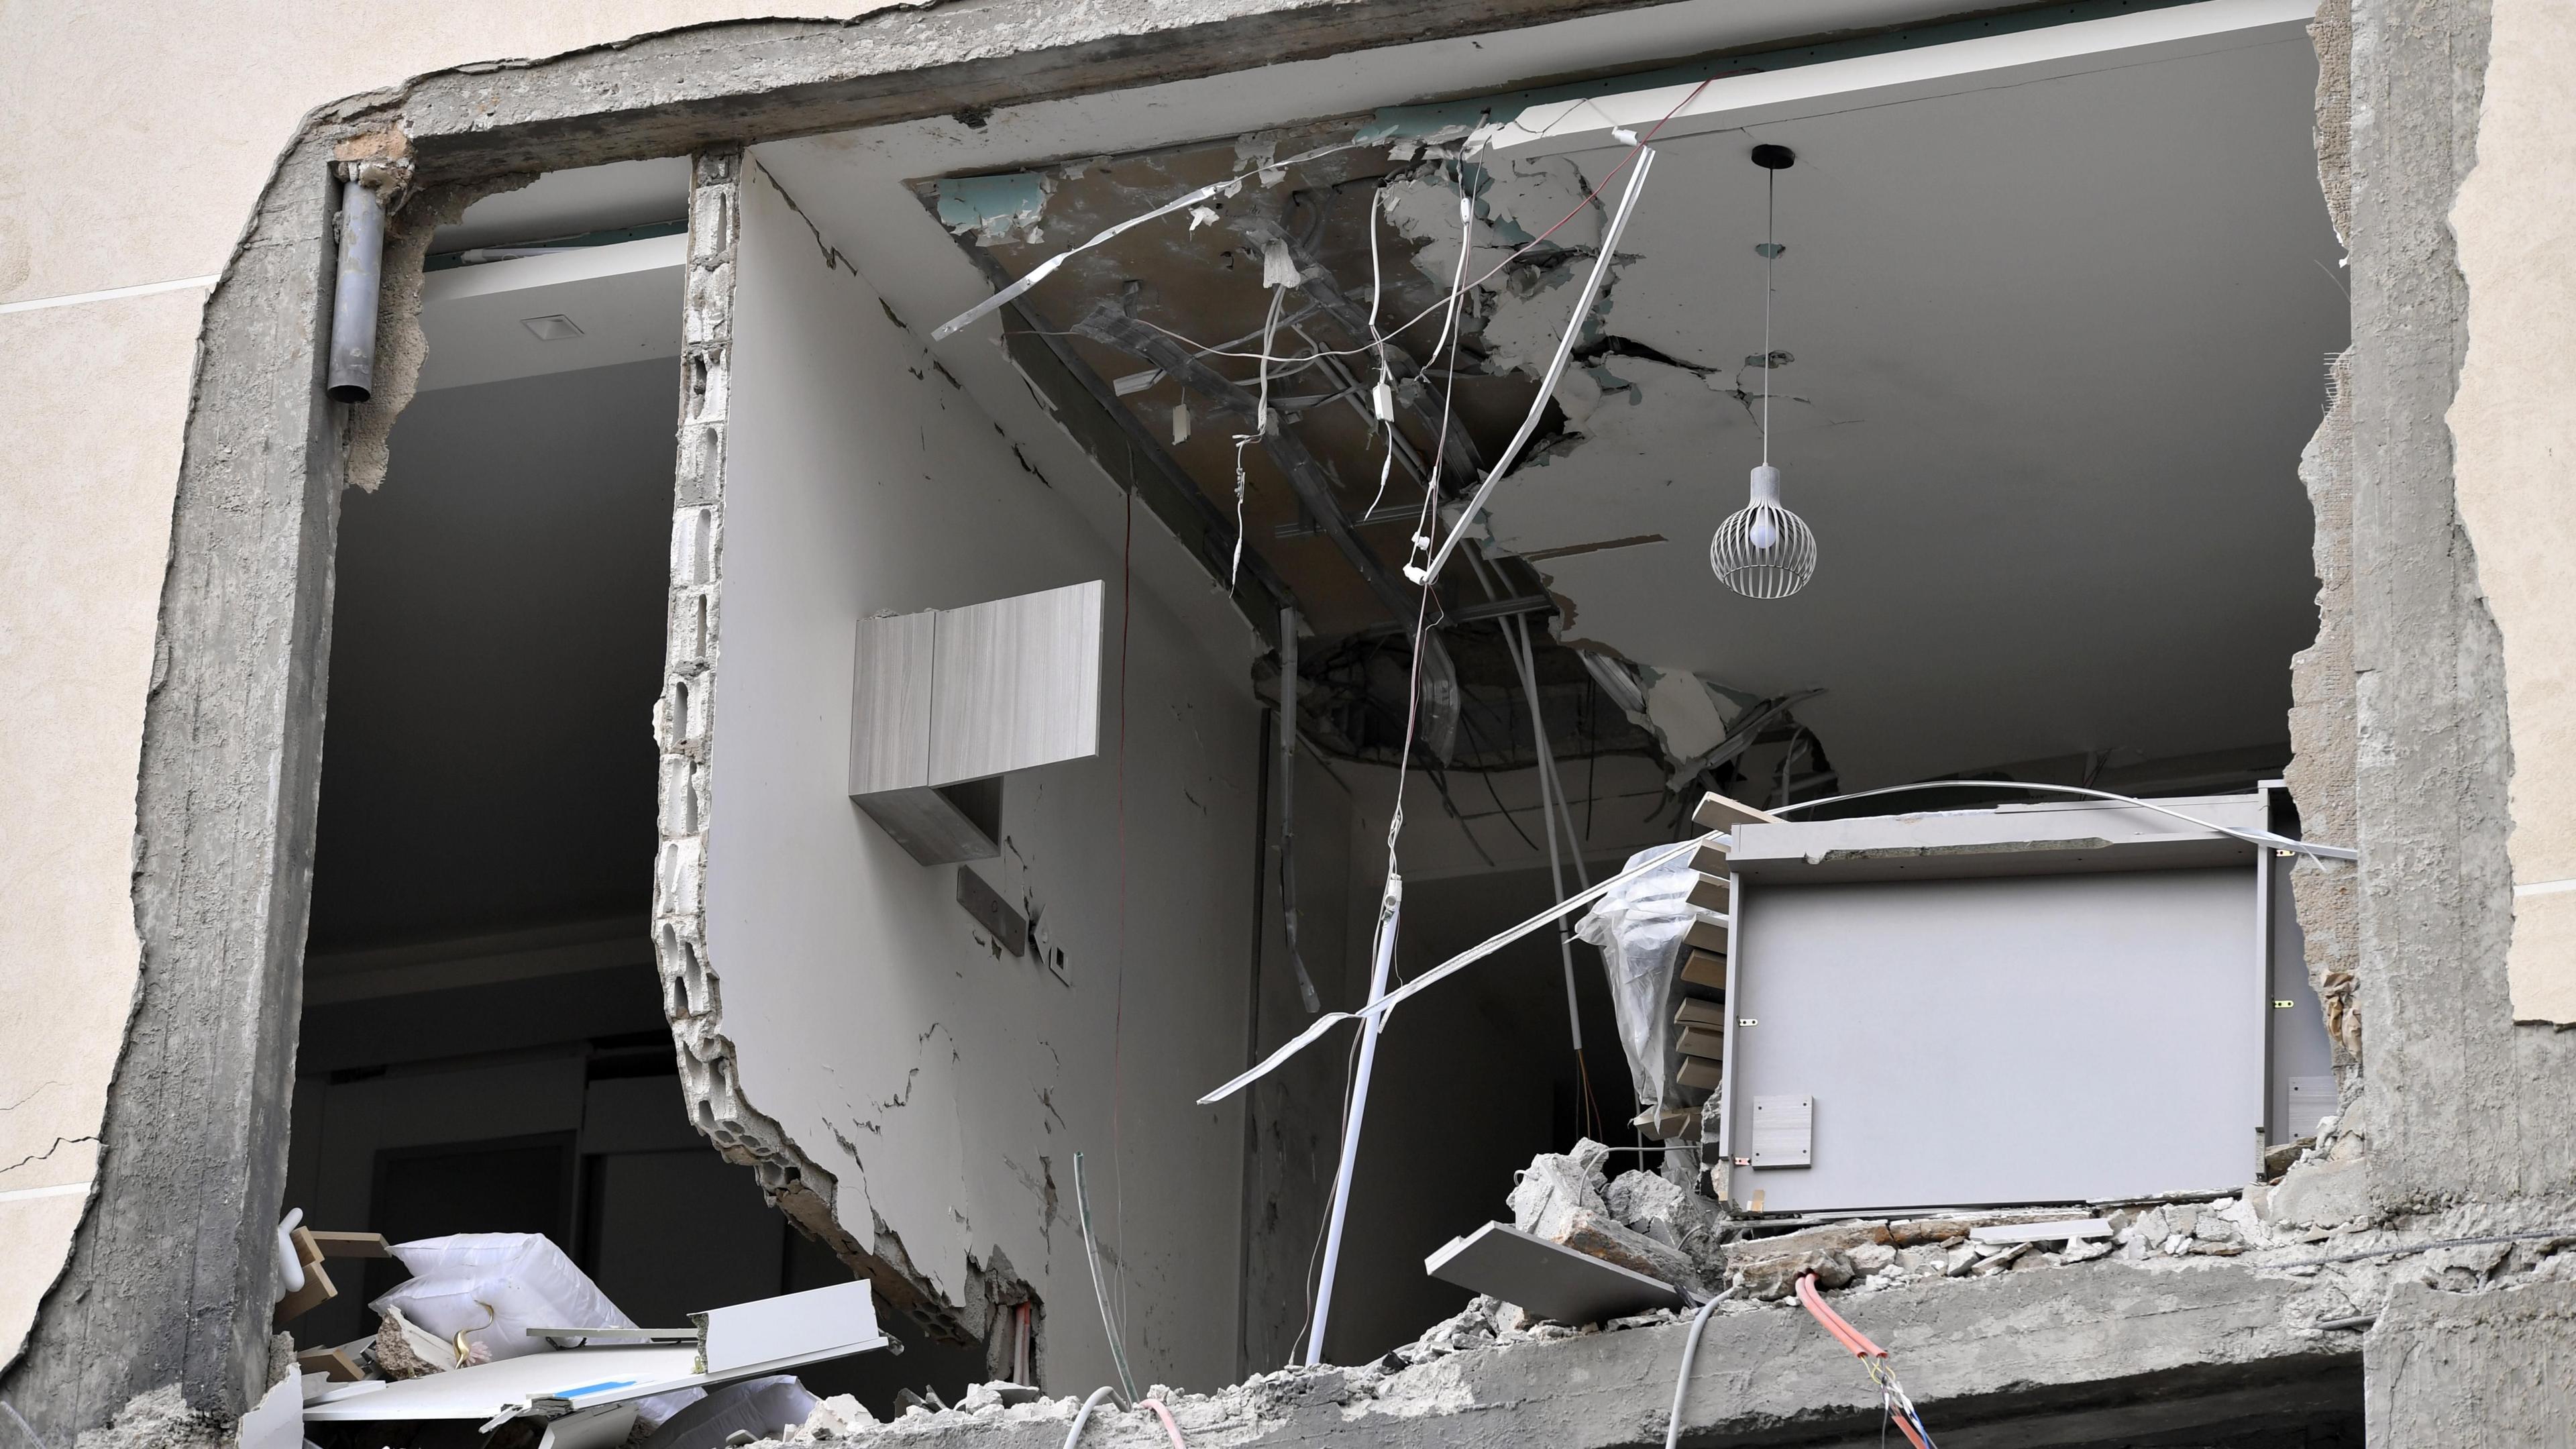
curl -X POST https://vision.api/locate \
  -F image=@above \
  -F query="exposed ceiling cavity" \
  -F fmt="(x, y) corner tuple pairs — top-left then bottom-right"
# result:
(883, 0), (2339, 798)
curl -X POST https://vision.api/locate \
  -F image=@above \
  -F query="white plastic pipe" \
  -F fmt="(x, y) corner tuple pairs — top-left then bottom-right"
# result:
(1505, 615), (1584, 1052)
(1304, 873), (1402, 1365)
(1415, 146), (1657, 590)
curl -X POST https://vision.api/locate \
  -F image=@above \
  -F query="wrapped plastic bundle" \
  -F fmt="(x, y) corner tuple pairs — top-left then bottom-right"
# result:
(1572, 843), (1707, 1116)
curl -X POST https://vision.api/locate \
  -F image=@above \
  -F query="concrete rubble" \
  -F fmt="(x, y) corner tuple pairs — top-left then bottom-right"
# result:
(715, 1138), (2575, 1449)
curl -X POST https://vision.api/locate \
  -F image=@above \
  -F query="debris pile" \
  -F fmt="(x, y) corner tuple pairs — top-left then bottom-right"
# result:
(1506, 1140), (1723, 1295)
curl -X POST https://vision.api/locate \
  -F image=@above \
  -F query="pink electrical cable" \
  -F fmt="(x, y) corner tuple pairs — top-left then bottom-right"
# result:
(1138, 1400), (1190, 1449)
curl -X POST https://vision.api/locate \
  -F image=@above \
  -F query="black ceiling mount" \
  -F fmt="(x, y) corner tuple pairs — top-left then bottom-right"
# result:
(1750, 144), (1797, 170)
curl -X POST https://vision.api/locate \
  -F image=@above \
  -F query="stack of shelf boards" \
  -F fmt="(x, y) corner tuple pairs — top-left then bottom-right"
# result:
(1672, 792), (1785, 1090)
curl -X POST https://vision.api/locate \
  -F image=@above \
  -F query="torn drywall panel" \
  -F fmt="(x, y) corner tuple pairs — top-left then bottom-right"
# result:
(1638, 668), (1740, 765)
(683, 157), (1257, 1395)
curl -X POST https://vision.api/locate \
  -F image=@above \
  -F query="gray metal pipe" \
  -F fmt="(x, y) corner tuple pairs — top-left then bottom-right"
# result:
(325, 171), (386, 402)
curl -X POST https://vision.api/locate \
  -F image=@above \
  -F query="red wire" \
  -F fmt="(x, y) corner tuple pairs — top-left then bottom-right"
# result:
(1794, 1273), (1886, 1358)
(1795, 1274), (1933, 1449)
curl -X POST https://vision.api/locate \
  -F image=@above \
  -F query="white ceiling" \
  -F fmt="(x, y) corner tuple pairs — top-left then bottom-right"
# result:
(431, 156), (690, 252)
(748, 0), (2051, 680)
(449, 0), (2341, 790)
(417, 235), (684, 392)
(1479, 21), (2341, 786)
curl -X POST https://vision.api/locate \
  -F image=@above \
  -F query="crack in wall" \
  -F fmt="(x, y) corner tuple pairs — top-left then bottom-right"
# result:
(0, 1136), (98, 1178)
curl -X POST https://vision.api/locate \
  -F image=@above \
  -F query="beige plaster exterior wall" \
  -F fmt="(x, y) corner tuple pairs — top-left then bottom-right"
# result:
(2449, 0), (2576, 1025)
(0, 0), (888, 1370)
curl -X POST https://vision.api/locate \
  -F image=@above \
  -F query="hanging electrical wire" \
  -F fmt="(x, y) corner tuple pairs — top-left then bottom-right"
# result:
(1664, 1295), (1723, 1449)
(931, 138), (1376, 341)
(1300, 147), (1480, 1370)
(1363, 183), (1401, 520)
(1231, 282), (1287, 587)
(976, 78), (1717, 372)
(1072, 1152), (1138, 1401)
(1199, 826), (1721, 1104)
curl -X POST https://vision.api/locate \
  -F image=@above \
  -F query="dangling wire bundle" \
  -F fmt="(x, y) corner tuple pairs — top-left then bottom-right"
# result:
(1794, 1273), (1938, 1449)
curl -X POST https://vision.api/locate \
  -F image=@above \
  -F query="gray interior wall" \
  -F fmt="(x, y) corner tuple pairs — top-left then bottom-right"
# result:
(309, 360), (678, 949)
(688, 157), (1263, 1395)
(1313, 862), (1625, 1365)
(1240, 749), (1359, 1373)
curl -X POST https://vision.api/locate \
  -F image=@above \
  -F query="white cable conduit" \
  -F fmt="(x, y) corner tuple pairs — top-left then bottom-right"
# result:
(931, 140), (1371, 342)
(1301, 875), (1405, 1364)
(1409, 146), (1658, 592)
(1199, 829), (1718, 1104)
(1060, 1386), (1124, 1449)
(1772, 780), (2357, 861)
(1198, 784), (2354, 1104)
(1665, 1295), (1723, 1449)
(1504, 612), (1589, 1053)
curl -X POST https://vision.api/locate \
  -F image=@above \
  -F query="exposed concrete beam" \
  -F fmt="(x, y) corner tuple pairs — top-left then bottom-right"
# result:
(0, 155), (343, 1442)
(786, 1267), (2357, 1448)
(377, 0), (1659, 184)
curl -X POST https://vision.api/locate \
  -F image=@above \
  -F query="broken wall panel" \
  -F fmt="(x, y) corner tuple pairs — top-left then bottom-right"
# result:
(663, 150), (1262, 1395)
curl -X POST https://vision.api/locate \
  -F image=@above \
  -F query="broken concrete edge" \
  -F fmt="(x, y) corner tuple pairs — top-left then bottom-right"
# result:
(317, 0), (1650, 187)
(649, 146), (977, 1348)
(705, 1259), (2381, 1449)
(341, 173), (538, 496)
(3, 6), (1673, 1428)
(0, 142), (347, 1441)
(745, 1187), (2576, 1447)
(2286, 0), (2363, 1110)
(61, 1192), (2576, 1449)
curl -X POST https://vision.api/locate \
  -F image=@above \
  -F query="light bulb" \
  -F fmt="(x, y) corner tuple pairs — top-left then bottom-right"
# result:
(1711, 465), (1817, 600)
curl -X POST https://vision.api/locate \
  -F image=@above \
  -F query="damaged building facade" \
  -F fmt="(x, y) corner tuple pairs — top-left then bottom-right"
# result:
(2, 0), (2573, 1444)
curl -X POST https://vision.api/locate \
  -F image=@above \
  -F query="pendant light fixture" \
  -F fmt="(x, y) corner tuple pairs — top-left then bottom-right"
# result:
(1711, 143), (1818, 600)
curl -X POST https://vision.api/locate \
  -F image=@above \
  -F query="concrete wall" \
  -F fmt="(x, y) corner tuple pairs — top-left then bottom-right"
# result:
(0, 1), (904, 1382)
(2, 2), (1704, 1426)
(2293, 0), (2576, 1436)
(2449, 0), (2576, 1026)
(670, 156), (1263, 1394)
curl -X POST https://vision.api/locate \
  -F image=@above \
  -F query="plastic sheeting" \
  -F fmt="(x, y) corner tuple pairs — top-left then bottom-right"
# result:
(642, 1376), (819, 1449)
(371, 1232), (705, 1426)
(1573, 843), (1709, 1116)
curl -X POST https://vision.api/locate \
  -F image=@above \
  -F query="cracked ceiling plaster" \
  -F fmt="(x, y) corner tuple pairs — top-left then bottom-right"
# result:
(943, 15), (2343, 792)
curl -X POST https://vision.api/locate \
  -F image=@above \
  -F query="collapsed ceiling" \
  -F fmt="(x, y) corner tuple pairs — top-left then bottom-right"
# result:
(921, 3), (2343, 798)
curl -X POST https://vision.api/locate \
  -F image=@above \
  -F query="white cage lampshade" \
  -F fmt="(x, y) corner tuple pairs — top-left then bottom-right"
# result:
(1711, 464), (1817, 599)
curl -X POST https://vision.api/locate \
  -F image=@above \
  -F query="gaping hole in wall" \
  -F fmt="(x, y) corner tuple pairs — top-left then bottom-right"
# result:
(282, 3), (2365, 1436)
(727, 0), (2353, 1381)
(285, 158), (994, 1426)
